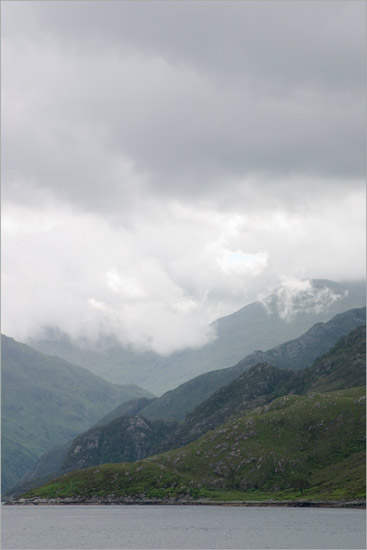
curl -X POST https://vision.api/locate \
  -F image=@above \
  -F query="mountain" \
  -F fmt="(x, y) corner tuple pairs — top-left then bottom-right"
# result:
(13, 322), (365, 498)
(95, 397), (156, 427)
(160, 324), (365, 450)
(5, 398), (159, 498)
(18, 386), (366, 503)
(340, 279), (366, 300)
(28, 279), (365, 394)
(1, 335), (153, 493)
(58, 416), (179, 475)
(137, 306), (366, 421)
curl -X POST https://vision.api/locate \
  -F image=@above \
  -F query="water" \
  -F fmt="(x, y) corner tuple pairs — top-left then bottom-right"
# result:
(1, 505), (365, 549)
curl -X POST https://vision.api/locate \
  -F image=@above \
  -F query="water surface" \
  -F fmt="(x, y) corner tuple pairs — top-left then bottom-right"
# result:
(2, 504), (365, 549)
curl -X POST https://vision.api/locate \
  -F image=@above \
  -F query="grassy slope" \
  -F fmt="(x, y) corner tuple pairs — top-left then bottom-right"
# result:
(1, 335), (153, 492)
(14, 323), (366, 497)
(23, 386), (366, 502)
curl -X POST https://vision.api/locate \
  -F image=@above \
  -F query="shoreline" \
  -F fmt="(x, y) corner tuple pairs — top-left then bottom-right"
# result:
(4, 497), (366, 509)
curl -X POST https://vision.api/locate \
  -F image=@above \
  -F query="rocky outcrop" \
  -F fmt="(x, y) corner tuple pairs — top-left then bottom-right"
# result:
(60, 415), (179, 474)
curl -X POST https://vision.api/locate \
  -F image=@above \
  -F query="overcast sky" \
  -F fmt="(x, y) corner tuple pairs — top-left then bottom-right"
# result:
(1, 1), (366, 354)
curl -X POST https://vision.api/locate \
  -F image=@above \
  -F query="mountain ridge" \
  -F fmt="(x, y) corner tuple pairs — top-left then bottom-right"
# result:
(10, 320), (365, 498)
(159, 324), (366, 451)
(28, 279), (365, 394)
(138, 306), (366, 421)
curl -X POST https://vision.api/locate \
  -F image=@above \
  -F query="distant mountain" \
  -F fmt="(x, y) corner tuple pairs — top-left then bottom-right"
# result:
(18, 386), (366, 503)
(29, 279), (365, 394)
(1, 335), (153, 493)
(13, 321), (365, 498)
(138, 306), (366, 421)
(340, 279), (366, 299)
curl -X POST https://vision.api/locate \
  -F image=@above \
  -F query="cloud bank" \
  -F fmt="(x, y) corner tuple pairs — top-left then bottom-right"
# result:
(1, 1), (365, 353)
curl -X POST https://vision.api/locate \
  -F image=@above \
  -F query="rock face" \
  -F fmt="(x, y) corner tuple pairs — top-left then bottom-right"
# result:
(60, 415), (179, 474)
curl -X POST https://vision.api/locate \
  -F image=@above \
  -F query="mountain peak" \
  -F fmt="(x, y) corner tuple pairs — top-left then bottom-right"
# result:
(259, 278), (349, 321)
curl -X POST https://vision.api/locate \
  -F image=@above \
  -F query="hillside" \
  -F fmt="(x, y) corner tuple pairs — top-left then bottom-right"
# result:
(161, 325), (366, 450)
(29, 280), (365, 394)
(1, 335), (153, 493)
(18, 386), (366, 503)
(60, 416), (179, 474)
(13, 322), (366, 498)
(95, 397), (155, 427)
(138, 306), (366, 421)
(6, 399), (159, 498)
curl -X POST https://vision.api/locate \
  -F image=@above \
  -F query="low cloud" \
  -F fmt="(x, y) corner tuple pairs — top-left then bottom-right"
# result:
(1, 2), (365, 353)
(2, 188), (365, 353)
(259, 278), (348, 321)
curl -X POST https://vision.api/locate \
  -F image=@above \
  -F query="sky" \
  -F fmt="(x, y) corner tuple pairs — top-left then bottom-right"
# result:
(1, 1), (366, 354)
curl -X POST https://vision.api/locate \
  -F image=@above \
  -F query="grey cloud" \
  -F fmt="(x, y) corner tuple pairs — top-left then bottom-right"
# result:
(3, 1), (364, 93)
(1, 1), (365, 352)
(2, 2), (365, 216)
(2, 188), (365, 352)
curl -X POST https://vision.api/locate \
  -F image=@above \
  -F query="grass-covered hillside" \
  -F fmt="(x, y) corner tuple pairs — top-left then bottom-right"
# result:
(20, 386), (366, 503)
(12, 322), (366, 499)
(1, 335), (153, 493)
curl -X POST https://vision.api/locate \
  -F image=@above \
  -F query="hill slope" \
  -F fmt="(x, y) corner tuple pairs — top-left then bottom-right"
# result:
(162, 325), (366, 450)
(19, 386), (366, 503)
(1, 335), (153, 493)
(29, 280), (365, 394)
(60, 416), (179, 475)
(139, 306), (366, 421)
(14, 322), (365, 497)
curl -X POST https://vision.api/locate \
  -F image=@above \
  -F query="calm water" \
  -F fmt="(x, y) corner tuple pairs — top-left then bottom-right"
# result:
(1, 504), (365, 550)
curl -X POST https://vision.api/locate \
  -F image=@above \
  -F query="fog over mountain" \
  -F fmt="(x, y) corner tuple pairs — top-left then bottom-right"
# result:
(30, 281), (365, 394)
(2, 1), (365, 354)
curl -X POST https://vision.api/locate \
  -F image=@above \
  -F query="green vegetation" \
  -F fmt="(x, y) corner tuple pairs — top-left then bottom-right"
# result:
(22, 386), (366, 502)
(61, 415), (179, 473)
(1, 335), (153, 492)
(160, 325), (366, 449)
(13, 323), (366, 499)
